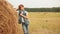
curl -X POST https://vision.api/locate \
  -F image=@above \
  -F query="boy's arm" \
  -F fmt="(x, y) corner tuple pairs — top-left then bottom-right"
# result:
(25, 12), (28, 19)
(20, 12), (28, 19)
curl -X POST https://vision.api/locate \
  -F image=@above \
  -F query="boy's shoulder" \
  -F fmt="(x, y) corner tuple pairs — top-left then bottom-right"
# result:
(24, 10), (27, 12)
(24, 10), (28, 12)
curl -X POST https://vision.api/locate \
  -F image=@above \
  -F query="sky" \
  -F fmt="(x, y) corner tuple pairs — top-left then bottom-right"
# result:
(7, 0), (60, 8)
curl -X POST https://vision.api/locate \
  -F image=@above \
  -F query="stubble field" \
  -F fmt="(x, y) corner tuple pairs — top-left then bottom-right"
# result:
(18, 12), (60, 34)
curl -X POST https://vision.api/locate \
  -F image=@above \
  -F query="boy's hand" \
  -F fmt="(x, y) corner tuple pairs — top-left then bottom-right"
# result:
(24, 16), (28, 19)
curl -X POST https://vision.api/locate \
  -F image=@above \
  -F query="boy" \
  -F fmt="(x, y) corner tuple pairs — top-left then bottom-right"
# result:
(18, 4), (29, 34)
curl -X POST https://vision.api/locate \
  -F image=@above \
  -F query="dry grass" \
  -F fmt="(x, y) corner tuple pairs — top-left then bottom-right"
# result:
(27, 12), (60, 34)
(18, 12), (60, 34)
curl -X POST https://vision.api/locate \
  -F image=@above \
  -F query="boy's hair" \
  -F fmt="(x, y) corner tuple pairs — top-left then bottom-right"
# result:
(18, 4), (24, 10)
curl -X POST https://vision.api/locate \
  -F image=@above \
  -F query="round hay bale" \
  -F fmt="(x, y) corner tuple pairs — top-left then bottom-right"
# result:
(0, 0), (19, 34)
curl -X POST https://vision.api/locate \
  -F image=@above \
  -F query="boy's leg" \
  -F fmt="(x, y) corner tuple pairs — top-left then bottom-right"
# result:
(22, 23), (28, 34)
(26, 24), (29, 34)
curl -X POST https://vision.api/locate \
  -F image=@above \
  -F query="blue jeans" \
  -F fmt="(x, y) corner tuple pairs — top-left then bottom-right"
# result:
(22, 23), (29, 34)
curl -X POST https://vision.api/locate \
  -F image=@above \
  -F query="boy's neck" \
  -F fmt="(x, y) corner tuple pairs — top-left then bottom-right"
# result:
(20, 9), (25, 11)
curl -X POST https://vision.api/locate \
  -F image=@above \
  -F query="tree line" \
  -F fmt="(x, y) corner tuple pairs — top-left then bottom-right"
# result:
(25, 7), (60, 12)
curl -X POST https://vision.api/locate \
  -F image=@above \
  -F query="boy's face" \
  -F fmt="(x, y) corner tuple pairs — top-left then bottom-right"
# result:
(20, 6), (24, 10)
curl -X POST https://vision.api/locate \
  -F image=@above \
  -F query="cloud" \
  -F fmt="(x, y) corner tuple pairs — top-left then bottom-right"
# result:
(7, 0), (59, 8)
